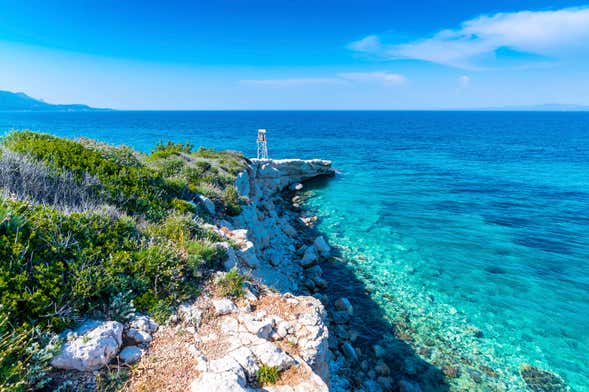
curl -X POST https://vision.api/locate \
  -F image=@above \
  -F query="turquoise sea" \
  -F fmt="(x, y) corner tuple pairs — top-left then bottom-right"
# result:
(1, 111), (588, 390)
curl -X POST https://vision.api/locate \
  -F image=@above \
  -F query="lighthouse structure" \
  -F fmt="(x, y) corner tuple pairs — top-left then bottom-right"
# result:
(257, 129), (269, 160)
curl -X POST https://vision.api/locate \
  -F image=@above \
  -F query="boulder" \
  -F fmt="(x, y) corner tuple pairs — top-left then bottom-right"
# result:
(119, 346), (143, 364)
(301, 246), (318, 267)
(213, 299), (237, 315)
(197, 195), (216, 215)
(334, 297), (354, 317)
(341, 342), (358, 362)
(313, 236), (331, 257)
(126, 328), (152, 344)
(128, 315), (159, 334)
(51, 320), (123, 371)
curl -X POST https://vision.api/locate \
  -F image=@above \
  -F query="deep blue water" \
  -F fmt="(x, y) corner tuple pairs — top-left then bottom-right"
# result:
(1, 111), (588, 390)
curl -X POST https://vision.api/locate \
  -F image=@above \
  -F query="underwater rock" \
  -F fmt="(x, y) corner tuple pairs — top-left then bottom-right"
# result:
(519, 364), (568, 392)
(443, 365), (459, 378)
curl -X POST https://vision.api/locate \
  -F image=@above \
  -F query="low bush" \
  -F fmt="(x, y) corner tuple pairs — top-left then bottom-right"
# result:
(256, 364), (280, 385)
(215, 268), (245, 298)
(0, 131), (248, 389)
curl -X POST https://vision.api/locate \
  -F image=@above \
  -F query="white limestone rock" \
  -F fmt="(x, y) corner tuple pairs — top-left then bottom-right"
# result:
(197, 194), (216, 215)
(51, 320), (123, 371)
(178, 302), (204, 325)
(213, 299), (237, 315)
(238, 313), (274, 339)
(126, 328), (152, 344)
(128, 314), (159, 334)
(119, 346), (143, 364)
(250, 340), (296, 371)
(190, 371), (247, 392)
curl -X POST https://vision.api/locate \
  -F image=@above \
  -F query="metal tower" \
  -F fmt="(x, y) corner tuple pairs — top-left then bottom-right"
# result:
(257, 129), (269, 160)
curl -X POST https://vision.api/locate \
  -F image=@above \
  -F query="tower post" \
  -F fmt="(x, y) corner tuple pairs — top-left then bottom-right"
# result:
(257, 129), (269, 160)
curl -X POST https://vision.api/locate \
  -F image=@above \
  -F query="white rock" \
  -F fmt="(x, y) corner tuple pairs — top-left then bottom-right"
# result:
(220, 317), (239, 335)
(51, 320), (123, 371)
(190, 371), (247, 392)
(126, 328), (152, 344)
(235, 170), (250, 199)
(213, 299), (237, 315)
(178, 302), (204, 325)
(238, 314), (273, 339)
(218, 242), (239, 271)
(250, 340), (296, 371)
(119, 346), (143, 364)
(229, 346), (259, 380)
(128, 315), (159, 334)
(197, 195), (216, 215)
(236, 241), (260, 269)
(313, 236), (331, 257)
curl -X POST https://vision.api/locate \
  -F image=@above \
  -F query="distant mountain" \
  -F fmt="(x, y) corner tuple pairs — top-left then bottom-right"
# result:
(474, 103), (589, 112)
(0, 90), (109, 111)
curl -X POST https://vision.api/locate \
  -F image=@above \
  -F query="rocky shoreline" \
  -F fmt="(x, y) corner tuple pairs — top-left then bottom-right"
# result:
(45, 157), (571, 392)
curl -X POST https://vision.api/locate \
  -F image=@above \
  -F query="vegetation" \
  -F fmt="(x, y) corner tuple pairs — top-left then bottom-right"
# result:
(256, 364), (280, 385)
(215, 268), (245, 298)
(0, 131), (248, 390)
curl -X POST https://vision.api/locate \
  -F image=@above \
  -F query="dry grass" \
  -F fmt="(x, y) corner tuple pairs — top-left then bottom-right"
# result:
(123, 327), (199, 392)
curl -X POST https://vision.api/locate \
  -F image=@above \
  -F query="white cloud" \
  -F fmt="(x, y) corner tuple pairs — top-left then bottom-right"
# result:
(349, 7), (589, 69)
(347, 35), (382, 53)
(240, 78), (343, 86)
(459, 75), (471, 88)
(241, 72), (407, 87)
(339, 72), (406, 85)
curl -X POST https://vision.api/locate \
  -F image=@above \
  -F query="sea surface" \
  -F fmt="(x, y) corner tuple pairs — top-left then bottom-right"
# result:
(1, 111), (588, 390)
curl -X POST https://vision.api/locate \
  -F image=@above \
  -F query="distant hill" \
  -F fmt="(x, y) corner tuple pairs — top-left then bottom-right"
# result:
(0, 90), (109, 111)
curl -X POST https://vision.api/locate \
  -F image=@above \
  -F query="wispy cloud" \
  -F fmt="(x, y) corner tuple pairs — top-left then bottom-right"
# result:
(349, 7), (589, 69)
(240, 78), (343, 86)
(241, 72), (407, 87)
(339, 72), (406, 85)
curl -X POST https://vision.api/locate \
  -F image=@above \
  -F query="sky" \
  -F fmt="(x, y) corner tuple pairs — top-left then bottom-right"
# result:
(1, 0), (589, 110)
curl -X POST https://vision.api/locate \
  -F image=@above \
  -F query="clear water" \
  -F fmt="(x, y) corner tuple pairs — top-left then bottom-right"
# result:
(1, 111), (588, 390)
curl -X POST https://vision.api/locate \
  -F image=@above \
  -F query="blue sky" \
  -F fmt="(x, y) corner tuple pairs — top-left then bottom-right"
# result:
(1, 0), (589, 109)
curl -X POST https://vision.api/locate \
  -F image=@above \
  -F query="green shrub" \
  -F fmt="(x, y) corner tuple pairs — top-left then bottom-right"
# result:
(256, 364), (280, 385)
(216, 268), (245, 298)
(151, 140), (194, 159)
(224, 185), (242, 216)
(186, 240), (226, 276)
(171, 198), (197, 215)
(2, 131), (176, 219)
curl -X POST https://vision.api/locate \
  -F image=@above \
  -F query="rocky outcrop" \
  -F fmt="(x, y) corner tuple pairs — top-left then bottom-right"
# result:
(186, 289), (329, 391)
(186, 159), (335, 391)
(228, 159), (334, 293)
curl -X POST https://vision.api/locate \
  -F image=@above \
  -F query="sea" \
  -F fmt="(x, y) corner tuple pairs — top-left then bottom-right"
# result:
(1, 110), (588, 390)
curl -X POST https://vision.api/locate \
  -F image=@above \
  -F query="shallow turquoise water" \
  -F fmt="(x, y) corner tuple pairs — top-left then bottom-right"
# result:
(1, 111), (588, 389)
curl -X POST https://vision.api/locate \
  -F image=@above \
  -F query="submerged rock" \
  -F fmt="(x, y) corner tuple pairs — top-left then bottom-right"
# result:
(51, 320), (123, 371)
(520, 364), (568, 392)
